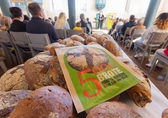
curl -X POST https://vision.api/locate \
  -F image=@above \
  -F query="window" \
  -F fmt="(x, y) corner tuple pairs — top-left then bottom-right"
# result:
(52, 0), (63, 11)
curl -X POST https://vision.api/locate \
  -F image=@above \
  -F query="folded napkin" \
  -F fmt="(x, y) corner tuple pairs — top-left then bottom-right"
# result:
(164, 46), (168, 56)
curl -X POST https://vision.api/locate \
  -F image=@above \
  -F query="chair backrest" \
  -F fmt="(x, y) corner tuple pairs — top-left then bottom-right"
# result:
(0, 31), (12, 44)
(10, 31), (29, 47)
(124, 27), (131, 37)
(147, 32), (168, 47)
(26, 33), (50, 56)
(132, 29), (146, 39)
(55, 29), (67, 39)
(82, 27), (86, 33)
(67, 30), (83, 37)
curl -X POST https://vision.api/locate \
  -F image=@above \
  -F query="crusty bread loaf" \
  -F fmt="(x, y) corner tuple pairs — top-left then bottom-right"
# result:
(66, 47), (109, 71)
(59, 38), (72, 45)
(0, 90), (31, 118)
(85, 36), (97, 45)
(79, 33), (88, 40)
(36, 51), (50, 57)
(162, 108), (168, 118)
(103, 39), (123, 56)
(66, 41), (84, 47)
(70, 35), (85, 43)
(49, 57), (68, 90)
(9, 86), (74, 118)
(0, 64), (29, 91)
(97, 35), (109, 46)
(44, 43), (66, 52)
(24, 56), (53, 90)
(91, 33), (100, 39)
(86, 101), (142, 118)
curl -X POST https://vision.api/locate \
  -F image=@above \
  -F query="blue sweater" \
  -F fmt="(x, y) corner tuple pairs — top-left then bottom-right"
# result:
(26, 17), (59, 43)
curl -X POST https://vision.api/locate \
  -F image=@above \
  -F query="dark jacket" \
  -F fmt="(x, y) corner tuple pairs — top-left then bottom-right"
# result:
(26, 17), (59, 43)
(80, 19), (90, 34)
(121, 21), (136, 34)
(10, 20), (26, 32)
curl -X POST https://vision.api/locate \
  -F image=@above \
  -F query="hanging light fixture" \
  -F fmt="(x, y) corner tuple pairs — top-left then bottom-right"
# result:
(95, 0), (106, 10)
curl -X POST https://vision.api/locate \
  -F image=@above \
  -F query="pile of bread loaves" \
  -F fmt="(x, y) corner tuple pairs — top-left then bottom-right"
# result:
(0, 33), (153, 118)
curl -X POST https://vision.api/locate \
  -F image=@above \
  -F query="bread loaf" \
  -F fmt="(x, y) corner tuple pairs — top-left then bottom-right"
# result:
(91, 33), (100, 39)
(59, 38), (72, 45)
(79, 33), (88, 40)
(66, 47), (109, 71)
(103, 39), (123, 56)
(162, 108), (168, 118)
(36, 51), (50, 57)
(86, 101), (142, 118)
(70, 35), (85, 43)
(85, 36), (97, 45)
(0, 64), (29, 91)
(24, 56), (53, 90)
(9, 86), (74, 118)
(0, 90), (31, 118)
(66, 41), (84, 47)
(49, 57), (68, 90)
(97, 35), (108, 46)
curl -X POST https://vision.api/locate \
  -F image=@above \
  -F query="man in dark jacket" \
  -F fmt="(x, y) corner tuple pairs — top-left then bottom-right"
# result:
(9, 7), (26, 32)
(26, 2), (59, 43)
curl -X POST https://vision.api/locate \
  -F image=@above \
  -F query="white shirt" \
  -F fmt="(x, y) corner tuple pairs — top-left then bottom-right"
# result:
(142, 25), (168, 44)
(115, 21), (124, 30)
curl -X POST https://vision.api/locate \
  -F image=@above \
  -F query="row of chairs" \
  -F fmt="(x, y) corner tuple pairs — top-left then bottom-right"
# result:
(0, 31), (50, 64)
(56, 28), (86, 39)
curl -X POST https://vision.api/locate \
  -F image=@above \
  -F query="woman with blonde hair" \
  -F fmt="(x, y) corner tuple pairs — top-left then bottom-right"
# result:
(0, 16), (12, 31)
(134, 13), (168, 58)
(54, 12), (70, 29)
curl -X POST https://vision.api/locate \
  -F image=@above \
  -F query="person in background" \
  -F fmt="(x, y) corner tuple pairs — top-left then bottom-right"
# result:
(86, 18), (92, 34)
(121, 15), (136, 36)
(98, 11), (105, 29)
(9, 7), (26, 32)
(24, 15), (30, 22)
(48, 17), (55, 25)
(134, 13), (168, 58)
(0, 16), (12, 31)
(45, 19), (52, 24)
(0, 13), (2, 28)
(108, 17), (119, 35)
(80, 13), (89, 34)
(55, 12), (70, 29)
(73, 22), (82, 30)
(129, 17), (146, 36)
(26, 2), (59, 43)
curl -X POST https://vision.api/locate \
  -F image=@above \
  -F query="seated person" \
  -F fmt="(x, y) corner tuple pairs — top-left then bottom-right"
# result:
(0, 16), (12, 31)
(9, 7), (26, 32)
(134, 13), (168, 58)
(108, 17), (119, 35)
(23, 15), (30, 22)
(73, 22), (82, 30)
(26, 2), (59, 43)
(87, 18), (92, 34)
(80, 14), (90, 34)
(121, 15), (136, 36)
(55, 12), (70, 29)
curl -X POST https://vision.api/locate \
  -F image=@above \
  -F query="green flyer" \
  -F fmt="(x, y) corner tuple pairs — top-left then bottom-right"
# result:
(56, 45), (144, 113)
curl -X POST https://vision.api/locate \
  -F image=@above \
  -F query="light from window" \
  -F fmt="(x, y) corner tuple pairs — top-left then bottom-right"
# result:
(52, 0), (63, 11)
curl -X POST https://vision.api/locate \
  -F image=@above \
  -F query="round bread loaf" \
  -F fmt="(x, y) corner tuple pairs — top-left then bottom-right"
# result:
(0, 64), (30, 91)
(48, 44), (66, 56)
(162, 108), (168, 118)
(103, 39), (123, 56)
(36, 51), (50, 57)
(86, 101), (142, 118)
(0, 90), (31, 118)
(70, 35), (85, 43)
(59, 38), (72, 45)
(91, 33), (100, 39)
(9, 86), (74, 118)
(66, 47), (109, 71)
(49, 56), (68, 90)
(44, 43), (66, 52)
(87, 42), (99, 45)
(24, 56), (53, 90)
(85, 36), (97, 45)
(79, 33), (88, 40)
(66, 41), (84, 47)
(97, 35), (109, 46)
